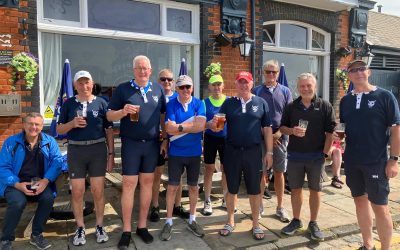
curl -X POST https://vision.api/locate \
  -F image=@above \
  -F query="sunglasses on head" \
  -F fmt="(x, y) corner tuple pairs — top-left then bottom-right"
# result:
(348, 66), (367, 74)
(178, 85), (191, 90)
(264, 70), (278, 75)
(160, 77), (173, 82)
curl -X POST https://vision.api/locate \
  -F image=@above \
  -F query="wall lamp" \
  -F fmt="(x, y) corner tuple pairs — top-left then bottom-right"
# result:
(335, 46), (352, 58)
(355, 44), (374, 67)
(231, 32), (254, 58)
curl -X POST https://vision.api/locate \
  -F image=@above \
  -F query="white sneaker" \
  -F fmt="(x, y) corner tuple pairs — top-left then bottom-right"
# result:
(201, 200), (213, 216)
(73, 227), (86, 246)
(96, 225), (109, 243)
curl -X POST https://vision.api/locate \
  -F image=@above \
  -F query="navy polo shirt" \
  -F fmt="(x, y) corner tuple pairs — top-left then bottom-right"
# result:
(219, 95), (272, 147)
(108, 80), (166, 140)
(281, 96), (336, 160)
(18, 134), (44, 182)
(340, 87), (400, 164)
(58, 96), (112, 141)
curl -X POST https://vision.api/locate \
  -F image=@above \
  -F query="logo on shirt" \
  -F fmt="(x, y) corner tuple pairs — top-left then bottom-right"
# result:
(152, 95), (159, 103)
(372, 174), (378, 179)
(251, 105), (259, 112)
(92, 110), (99, 117)
(368, 100), (376, 108)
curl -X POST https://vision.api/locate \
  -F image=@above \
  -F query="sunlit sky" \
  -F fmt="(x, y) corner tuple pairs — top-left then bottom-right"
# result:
(372, 0), (400, 16)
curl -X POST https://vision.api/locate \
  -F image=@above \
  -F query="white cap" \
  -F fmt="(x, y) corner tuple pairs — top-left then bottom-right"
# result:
(74, 70), (92, 82)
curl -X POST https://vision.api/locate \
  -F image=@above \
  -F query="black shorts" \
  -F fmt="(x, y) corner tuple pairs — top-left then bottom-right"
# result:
(203, 133), (225, 164)
(121, 137), (159, 175)
(157, 154), (166, 166)
(168, 156), (201, 186)
(67, 142), (107, 179)
(223, 144), (262, 195)
(345, 161), (389, 205)
(286, 158), (325, 191)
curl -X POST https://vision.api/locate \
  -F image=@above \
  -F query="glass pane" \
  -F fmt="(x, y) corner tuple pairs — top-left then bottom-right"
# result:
(43, 0), (80, 22)
(312, 30), (325, 50)
(167, 8), (192, 33)
(88, 0), (160, 35)
(41, 33), (193, 108)
(263, 51), (324, 98)
(263, 24), (275, 44)
(280, 24), (307, 49)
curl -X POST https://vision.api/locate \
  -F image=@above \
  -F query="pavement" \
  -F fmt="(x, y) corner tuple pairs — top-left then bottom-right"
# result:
(1, 163), (400, 250)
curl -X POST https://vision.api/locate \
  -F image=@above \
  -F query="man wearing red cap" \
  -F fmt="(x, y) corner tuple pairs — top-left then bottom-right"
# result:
(213, 71), (273, 240)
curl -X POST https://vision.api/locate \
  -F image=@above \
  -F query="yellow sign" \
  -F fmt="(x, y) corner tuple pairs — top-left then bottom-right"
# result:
(44, 106), (54, 119)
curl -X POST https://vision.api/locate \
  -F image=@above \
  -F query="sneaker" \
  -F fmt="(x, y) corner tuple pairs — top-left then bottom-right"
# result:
(187, 221), (204, 237)
(173, 205), (190, 219)
(358, 246), (377, 250)
(73, 227), (86, 246)
(30, 234), (51, 250)
(159, 223), (172, 241)
(263, 188), (272, 199)
(276, 207), (290, 223)
(308, 221), (324, 241)
(1, 240), (12, 250)
(96, 225), (109, 243)
(149, 206), (160, 222)
(201, 200), (213, 216)
(118, 232), (131, 250)
(281, 218), (303, 235)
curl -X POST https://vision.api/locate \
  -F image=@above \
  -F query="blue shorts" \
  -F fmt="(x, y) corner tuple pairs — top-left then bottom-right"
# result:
(168, 156), (201, 186)
(121, 137), (159, 175)
(345, 161), (389, 205)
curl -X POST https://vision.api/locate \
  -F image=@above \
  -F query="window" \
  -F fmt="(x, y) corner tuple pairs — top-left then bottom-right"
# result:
(167, 8), (192, 33)
(263, 24), (275, 45)
(280, 24), (307, 49)
(312, 30), (325, 50)
(43, 0), (80, 22)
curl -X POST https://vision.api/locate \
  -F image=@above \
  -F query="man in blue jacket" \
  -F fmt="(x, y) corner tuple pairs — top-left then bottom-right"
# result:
(0, 112), (63, 250)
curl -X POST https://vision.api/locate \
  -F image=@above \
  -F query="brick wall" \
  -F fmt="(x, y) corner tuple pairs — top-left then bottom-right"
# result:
(0, 0), (38, 146)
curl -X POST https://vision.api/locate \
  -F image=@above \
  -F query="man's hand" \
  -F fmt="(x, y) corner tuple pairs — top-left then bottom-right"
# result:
(386, 160), (399, 179)
(264, 154), (273, 169)
(73, 116), (87, 128)
(160, 140), (168, 158)
(208, 117), (220, 132)
(15, 182), (35, 196)
(292, 126), (306, 137)
(107, 155), (115, 172)
(34, 178), (49, 195)
(332, 131), (345, 142)
(273, 131), (282, 146)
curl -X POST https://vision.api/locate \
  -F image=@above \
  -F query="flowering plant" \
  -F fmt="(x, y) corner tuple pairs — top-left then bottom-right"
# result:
(204, 62), (222, 79)
(8, 52), (39, 90)
(335, 68), (349, 91)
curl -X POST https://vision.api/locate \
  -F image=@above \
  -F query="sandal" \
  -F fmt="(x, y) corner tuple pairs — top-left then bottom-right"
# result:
(219, 224), (235, 236)
(252, 227), (265, 240)
(331, 176), (343, 189)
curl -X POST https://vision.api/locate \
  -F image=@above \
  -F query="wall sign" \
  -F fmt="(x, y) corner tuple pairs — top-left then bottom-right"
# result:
(0, 34), (12, 48)
(0, 50), (13, 67)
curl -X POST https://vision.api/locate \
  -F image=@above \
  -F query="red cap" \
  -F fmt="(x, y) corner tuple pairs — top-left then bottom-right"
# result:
(235, 71), (253, 82)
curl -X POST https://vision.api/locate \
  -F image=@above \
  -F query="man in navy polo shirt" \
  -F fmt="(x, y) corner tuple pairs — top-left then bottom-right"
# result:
(216, 71), (273, 240)
(339, 60), (400, 250)
(280, 73), (335, 241)
(107, 55), (167, 247)
(253, 59), (292, 223)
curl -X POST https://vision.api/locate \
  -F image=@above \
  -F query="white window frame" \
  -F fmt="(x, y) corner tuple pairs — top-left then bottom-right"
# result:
(37, 0), (200, 117)
(263, 20), (331, 100)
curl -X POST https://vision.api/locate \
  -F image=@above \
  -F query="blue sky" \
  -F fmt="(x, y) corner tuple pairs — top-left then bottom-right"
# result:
(372, 0), (400, 16)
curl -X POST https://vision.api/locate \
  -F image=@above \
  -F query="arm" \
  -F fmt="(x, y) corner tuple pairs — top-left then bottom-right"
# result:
(105, 127), (115, 172)
(323, 132), (333, 155)
(160, 113), (168, 157)
(166, 117), (206, 135)
(386, 125), (400, 179)
(263, 126), (273, 169)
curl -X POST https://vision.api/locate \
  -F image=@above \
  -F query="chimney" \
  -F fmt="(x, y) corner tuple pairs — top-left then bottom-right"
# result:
(377, 5), (382, 13)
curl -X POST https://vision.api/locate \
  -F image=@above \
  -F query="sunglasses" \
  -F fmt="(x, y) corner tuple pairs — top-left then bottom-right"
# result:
(264, 70), (278, 75)
(160, 77), (173, 82)
(348, 66), (367, 74)
(178, 85), (191, 90)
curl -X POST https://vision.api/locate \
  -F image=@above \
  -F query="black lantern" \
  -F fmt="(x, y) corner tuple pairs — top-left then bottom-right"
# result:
(231, 32), (254, 58)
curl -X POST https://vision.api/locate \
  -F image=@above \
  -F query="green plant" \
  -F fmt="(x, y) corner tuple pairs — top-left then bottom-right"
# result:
(335, 68), (349, 91)
(204, 62), (222, 78)
(8, 52), (38, 90)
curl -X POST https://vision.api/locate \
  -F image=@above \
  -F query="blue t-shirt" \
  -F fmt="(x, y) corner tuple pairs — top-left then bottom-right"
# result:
(340, 87), (400, 164)
(58, 96), (112, 141)
(219, 96), (272, 147)
(108, 80), (166, 140)
(166, 92), (178, 103)
(203, 96), (228, 137)
(166, 97), (206, 157)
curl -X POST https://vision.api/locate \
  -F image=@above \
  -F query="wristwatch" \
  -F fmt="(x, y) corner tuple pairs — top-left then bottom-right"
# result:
(178, 124), (183, 132)
(389, 156), (399, 161)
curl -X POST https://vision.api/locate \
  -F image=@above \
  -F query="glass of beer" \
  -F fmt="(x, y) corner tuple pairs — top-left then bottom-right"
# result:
(76, 110), (87, 120)
(130, 105), (140, 122)
(298, 119), (309, 130)
(30, 177), (41, 193)
(335, 123), (345, 140)
(214, 113), (226, 130)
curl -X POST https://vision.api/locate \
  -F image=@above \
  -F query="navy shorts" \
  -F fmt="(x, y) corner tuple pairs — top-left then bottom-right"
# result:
(121, 137), (159, 175)
(203, 133), (225, 164)
(287, 158), (325, 191)
(168, 156), (201, 186)
(67, 142), (107, 179)
(345, 161), (389, 205)
(223, 144), (262, 195)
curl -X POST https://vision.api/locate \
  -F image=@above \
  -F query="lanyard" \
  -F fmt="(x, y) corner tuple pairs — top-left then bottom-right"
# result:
(131, 79), (151, 103)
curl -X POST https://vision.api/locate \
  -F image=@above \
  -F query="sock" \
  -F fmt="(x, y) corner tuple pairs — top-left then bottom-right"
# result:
(189, 214), (196, 224)
(166, 218), (173, 226)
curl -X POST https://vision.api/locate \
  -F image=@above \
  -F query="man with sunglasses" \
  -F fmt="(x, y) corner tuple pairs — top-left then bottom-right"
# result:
(339, 60), (400, 250)
(253, 59), (292, 223)
(160, 75), (206, 241)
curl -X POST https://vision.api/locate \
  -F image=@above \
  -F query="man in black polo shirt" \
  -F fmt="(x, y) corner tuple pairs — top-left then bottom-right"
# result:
(107, 55), (167, 248)
(216, 71), (273, 240)
(280, 73), (335, 241)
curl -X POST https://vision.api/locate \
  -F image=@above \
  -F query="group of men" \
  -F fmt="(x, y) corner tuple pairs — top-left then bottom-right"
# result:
(0, 55), (398, 250)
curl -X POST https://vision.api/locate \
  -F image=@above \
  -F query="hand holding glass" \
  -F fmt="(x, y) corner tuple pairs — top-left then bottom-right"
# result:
(30, 177), (41, 193)
(214, 113), (226, 130)
(130, 105), (140, 122)
(298, 119), (309, 130)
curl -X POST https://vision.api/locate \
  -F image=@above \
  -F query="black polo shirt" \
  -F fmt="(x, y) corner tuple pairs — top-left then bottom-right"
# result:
(58, 96), (112, 141)
(108, 80), (166, 140)
(280, 96), (335, 156)
(219, 95), (271, 147)
(18, 135), (44, 182)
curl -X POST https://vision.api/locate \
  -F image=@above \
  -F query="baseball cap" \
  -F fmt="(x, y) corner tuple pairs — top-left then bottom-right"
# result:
(209, 75), (224, 84)
(175, 75), (193, 87)
(235, 71), (253, 82)
(347, 60), (367, 70)
(74, 70), (92, 82)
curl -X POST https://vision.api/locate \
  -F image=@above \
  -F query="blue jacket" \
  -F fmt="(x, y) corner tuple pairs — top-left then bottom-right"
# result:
(0, 132), (63, 198)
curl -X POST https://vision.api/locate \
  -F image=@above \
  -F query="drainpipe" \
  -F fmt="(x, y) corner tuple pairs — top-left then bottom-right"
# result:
(251, 0), (256, 83)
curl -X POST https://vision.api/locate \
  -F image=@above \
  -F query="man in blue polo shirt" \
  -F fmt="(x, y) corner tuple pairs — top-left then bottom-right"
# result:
(159, 75), (206, 241)
(280, 73), (335, 241)
(216, 71), (273, 241)
(339, 60), (400, 250)
(107, 55), (167, 248)
(253, 59), (292, 223)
